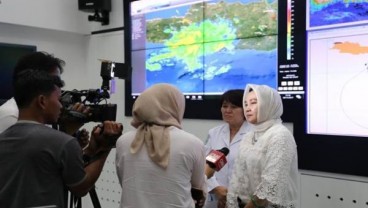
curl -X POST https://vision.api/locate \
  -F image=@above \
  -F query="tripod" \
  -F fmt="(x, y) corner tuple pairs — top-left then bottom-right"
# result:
(68, 148), (108, 208)
(69, 187), (101, 208)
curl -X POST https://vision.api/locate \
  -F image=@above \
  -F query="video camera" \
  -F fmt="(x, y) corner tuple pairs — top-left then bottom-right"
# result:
(60, 89), (117, 123)
(60, 60), (130, 123)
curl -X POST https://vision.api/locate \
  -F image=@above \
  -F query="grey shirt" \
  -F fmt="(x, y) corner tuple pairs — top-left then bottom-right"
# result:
(0, 122), (86, 208)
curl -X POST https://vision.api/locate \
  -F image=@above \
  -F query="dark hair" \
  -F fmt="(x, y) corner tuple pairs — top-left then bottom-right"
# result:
(13, 51), (65, 83)
(220, 89), (245, 108)
(14, 69), (65, 108)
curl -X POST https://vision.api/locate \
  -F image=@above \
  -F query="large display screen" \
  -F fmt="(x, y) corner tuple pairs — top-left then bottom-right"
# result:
(130, 0), (278, 97)
(298, 0), (368, 176)
(124, 0), (368, 176)
(306, 1), (368, 137)
(125, 0), (306, 120)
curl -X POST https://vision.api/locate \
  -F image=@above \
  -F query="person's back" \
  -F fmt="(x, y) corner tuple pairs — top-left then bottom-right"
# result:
(116, 126), (205, 208)
(0, 122), (84, 208)
(115, 83), (206, 208)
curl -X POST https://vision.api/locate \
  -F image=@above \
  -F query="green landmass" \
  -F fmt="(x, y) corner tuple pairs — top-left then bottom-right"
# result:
(146, 17), (187, 43)
(145, 0), (277, 51)
(237, 35), (277, 51)
(204, 1), (277, 39)
(146, 19), (237, 72)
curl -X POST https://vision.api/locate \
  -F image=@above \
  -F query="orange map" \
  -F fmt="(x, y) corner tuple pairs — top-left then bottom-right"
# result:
(332, 41), (368, 55)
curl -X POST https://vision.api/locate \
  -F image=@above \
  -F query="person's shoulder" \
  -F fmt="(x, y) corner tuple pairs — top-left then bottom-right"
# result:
(267, 123), (295, 143)
(171, 127), (202, 143)
(116, 130), (144, 151)
(116, 130), (136, 144)
(36, 124), (75, 140)
(170, 127), (205, 154)
(208, 123), (228, 134)
(271, 123), (292, 134)
(239, 121), (251, 133)
(0, 98), (18, 114)
(10, 123), (75, 145)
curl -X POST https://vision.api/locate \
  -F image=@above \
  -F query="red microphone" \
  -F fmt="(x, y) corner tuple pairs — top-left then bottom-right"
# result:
(205, 147), (230, 171)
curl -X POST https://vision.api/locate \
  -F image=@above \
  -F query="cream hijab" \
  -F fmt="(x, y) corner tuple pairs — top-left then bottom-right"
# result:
(243, 84), (283, 132)
(130, 83), (185, 168)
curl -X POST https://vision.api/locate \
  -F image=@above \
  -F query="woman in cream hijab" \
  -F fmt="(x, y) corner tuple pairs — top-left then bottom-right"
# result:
(227, 84), (298, 208)
(115, 83), (206, 208)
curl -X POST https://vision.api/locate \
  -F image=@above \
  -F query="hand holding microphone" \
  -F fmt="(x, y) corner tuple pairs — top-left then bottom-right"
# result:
(205, 163), (216, 179)
(191, 148), (230, 207)
(206, 147), (229, 172)
(205, 147), (230, 179)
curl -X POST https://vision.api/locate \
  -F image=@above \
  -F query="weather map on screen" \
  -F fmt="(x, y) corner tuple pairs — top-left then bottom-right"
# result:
(308, 0), (368, 29)
(307, 0), (368, 137)
(308, 28), (368, 137)
(131, 0), (278, 95)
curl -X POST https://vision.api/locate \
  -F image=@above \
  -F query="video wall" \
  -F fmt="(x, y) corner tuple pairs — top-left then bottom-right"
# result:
(125, 0), (306, 120)
(130, 0), (278, 96)
(124, 0), (368, 176)
(307, 1), (368, 138)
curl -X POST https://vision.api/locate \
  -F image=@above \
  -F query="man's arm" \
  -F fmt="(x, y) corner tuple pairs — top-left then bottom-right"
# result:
(68, 121), (123, 197)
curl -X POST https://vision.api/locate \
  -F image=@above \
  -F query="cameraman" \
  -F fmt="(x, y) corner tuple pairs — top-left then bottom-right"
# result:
(0, 52), (86, 137)
(0, 51), (94, 150)
(0, 69), (122, 208)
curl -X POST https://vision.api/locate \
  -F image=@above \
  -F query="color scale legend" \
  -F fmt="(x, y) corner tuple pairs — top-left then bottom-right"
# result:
(286, 0), (294, 60)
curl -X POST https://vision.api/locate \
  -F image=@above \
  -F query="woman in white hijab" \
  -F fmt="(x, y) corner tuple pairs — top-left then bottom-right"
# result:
(227, 84), (298, 208)
(115, 83), (207, 208)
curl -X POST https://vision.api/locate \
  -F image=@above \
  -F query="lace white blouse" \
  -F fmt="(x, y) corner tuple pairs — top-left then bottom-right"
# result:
(227, 122), (299, 208)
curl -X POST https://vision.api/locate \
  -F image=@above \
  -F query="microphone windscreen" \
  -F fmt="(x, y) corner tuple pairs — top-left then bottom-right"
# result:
(218, 147), (229, 156)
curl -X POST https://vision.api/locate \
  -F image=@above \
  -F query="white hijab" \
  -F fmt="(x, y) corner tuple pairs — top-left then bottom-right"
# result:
(243, 84), (283, 133)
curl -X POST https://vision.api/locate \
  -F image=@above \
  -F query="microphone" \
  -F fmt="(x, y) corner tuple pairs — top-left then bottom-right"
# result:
(205, 147), (230, 172)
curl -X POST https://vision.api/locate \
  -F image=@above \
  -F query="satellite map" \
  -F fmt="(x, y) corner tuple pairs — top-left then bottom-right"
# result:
(309, 0), (368, 28)
(132, 0), (278, 94)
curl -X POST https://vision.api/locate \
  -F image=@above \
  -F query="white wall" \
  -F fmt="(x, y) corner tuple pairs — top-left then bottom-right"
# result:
(0, 0), (124, 34)
(1, 0), (368, 208)
(300, 170), (368, 208)
(0, 23), (89, 89)
(0, 0), (88, 34)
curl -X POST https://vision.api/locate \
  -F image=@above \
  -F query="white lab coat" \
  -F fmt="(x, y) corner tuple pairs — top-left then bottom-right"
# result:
(0, 98), (18, 133)
(204, 122), (250, 208)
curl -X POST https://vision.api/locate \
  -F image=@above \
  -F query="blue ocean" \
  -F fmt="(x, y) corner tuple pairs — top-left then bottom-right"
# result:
(143, 0), (277, 94)
(145, 46), (277, 94)
(310, 2), (368, 27)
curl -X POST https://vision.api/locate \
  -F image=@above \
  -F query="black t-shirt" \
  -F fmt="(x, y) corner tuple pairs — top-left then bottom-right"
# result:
(0, 122), (86, 208)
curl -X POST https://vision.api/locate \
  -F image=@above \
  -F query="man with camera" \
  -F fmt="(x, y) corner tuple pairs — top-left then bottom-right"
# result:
(0, 52), (123, 207)
(0, 52), (89, 137)
(0, 69), (122, 208)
